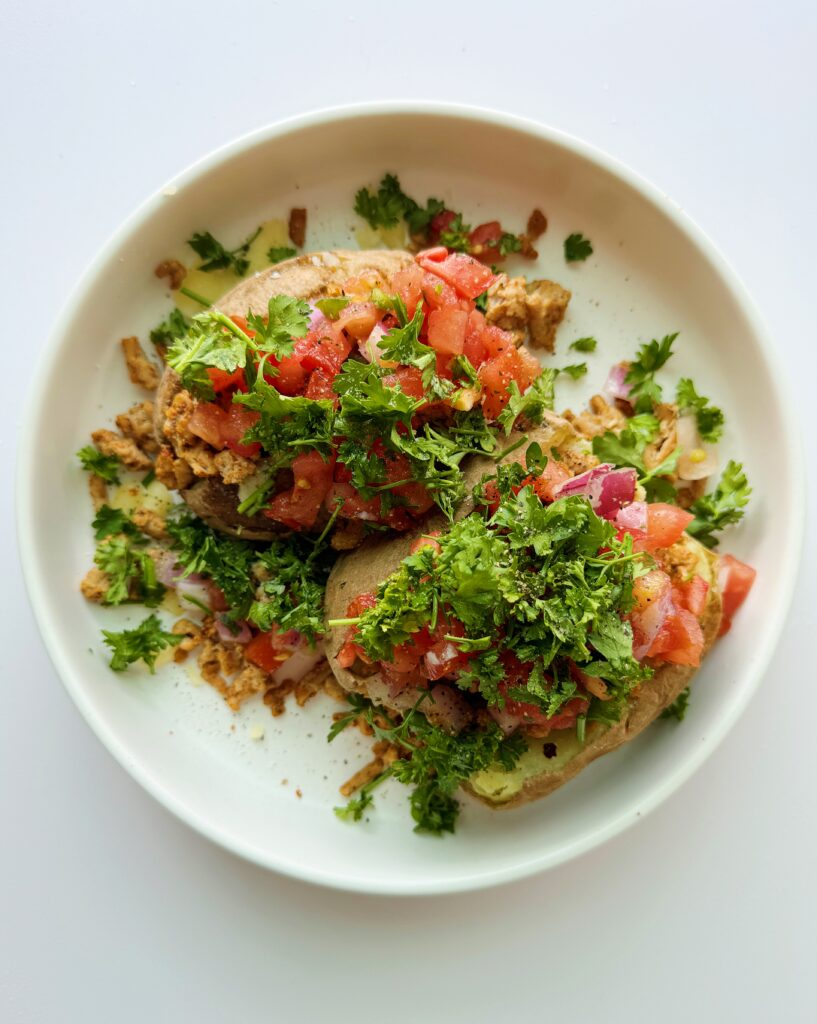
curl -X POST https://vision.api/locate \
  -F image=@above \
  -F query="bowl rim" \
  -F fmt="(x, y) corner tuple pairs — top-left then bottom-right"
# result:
(16, 100), (806, 895)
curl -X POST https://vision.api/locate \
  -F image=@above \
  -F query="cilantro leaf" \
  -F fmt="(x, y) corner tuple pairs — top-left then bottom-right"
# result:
(102, 614), (182, 673)
(676, 378), (725, 442)
(686, 460), (751, 548)
(149, 308), (188, 348)
(91, 505), (140, 540)
(569, 336), (597, 353)
(438, 213), (471, 253)
(564, 233), (593, 262)
(624, 333), (678, 413)
(660, 687), (690, 721)
(353, 174), (445, 238)
(93, 538), (165, 607)
(267, 246), (297, 265)
(77, 445), (121, 484)
(187, 226), (261, 276)
(246, 295), (311, 359)
(166, 311), (249, 398)
(560, 363), (588, 380)
(497, 370), (558, 434)
(497, 232), (522, 257)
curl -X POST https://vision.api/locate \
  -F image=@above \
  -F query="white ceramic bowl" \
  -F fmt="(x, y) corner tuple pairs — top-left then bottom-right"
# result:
(17, 103), (803, 894)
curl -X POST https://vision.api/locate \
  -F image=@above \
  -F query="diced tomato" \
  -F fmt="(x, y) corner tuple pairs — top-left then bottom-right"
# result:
(266, 354), (309, 396)
(336, 302), (379, 340)
(305, 368), (338, 402)
(675, 575), (709, 617)
(427, 308), (468, 356)
(417, 251), (496, 300)
(409, 531), (442, 556)
(325, 480), (382, 522)
(526, 460), (573, 503)
(630, 569), (674, 659)
(206, 366), (246, 393)
(336, 592), (378, 668)
(188, 402), (228, 448)
(478, 347), (538, 421)
(220, 404), (261, 458)
(497, 652), (589, 729)
(480, 325), (515, 359)
(294, 321), (354, 376)
(648, 606), (704, 666)
(245, 631), (289, 673)
(644, 504), (694, 551)
(426, 211), (458, 244)
(717, 554), (757, 635)
(384, 627), (433, 675)
(468, 221), (505, 263)
(390, 265), (424, 318)
(463, 311), (488, 367)
(383, 366), (425, 401)
(421, 272), (461, 311)
(416, 246), (448, 263)
(424, 620), (470, 681)
(264, 450), (335, 530)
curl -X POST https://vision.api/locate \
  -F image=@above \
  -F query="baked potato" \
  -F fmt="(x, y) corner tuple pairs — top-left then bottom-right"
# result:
(324, 422), (724, 808)
(154, 249), (414, 539)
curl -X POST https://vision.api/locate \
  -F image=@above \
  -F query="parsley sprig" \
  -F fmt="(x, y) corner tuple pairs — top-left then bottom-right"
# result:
(102, 614), (182, 673)
(187, 227), (261, 277)
(687, 460), (751, 548)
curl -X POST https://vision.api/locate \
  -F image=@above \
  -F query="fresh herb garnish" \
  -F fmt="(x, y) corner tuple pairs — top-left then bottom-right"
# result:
(91, 505), (140, 540)
(676, 378), (725, 443)
(330, 693), (526, 834)
(624, 333), (678, 413)
(660, 687), (690, 721)
(77, 445), (121, 484)
(354, 173), (444, 234)
(93, 537), (165, 607)
(187, 227), (261, 276)
(315, 296), (351, 320)
(564, 233), (593, 262)
(102, 614), (182, 673)
(569, 336), (597, 353)
(560, 362), (588, 380)
(686, 461), (751, 548)
(497, 370), (558, 434)
(267, 246), (297, 265)
(149, 308), (188, 348)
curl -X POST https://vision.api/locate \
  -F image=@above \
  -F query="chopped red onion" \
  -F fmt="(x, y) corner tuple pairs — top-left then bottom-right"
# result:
(488, 704), (522, 736)
(428, 684), (472, 734)
(631, 570), (673, 658)
(616, 500), (648, 532)
(603, 362), (632, 405)
(215, 617), (252, 645)
(307, 304), (325, 331)
(676, 413), (719, 481)
(554, 464), (637, 520)
(272, 644), (325, 685)
(359, 322), (387, 363)
(156, 551), (185, 587)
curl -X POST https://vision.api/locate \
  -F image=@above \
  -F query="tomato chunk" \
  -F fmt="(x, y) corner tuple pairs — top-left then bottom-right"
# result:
(383, 366), (425, 401)
(265, 450), (335, 530)
(390, 265), (424, 318)
(188, 402), (228, 448)
(674, 575), (709, 617)
(648, 606), (704, 666)
(644, 504), (694, 551)
(206, 367), (246, 393)
(717, 554), (757, 635)
(220, 404), (261, 458)
(417, 251), (496, 300)
(427, 308), (468, 356)
(245, 631), (289, 673)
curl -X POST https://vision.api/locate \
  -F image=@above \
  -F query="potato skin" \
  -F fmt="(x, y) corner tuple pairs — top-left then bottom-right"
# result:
(153, 250), (414, 538)
(323, 416), (589, 729)
(468, 539), (723, 810)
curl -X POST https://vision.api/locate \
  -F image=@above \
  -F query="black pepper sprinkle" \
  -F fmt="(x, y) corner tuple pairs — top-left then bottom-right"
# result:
(543, 742), (557, 759)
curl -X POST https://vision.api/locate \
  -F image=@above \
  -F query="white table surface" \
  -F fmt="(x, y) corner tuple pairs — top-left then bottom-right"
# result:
(4, 1), (815, 1021)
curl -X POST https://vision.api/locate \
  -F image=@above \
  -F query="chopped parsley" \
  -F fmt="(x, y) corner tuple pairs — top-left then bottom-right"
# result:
(187, 227), (261, 277)
(687, 460), (751, 548)
(149, 308), (188, 348)
(315, 296), (351, 320)
(354, 173), (444, 234)
(267, 246), (297, 265)
(624, 333), (678, 413)
(564, 233), (593, 262)
(497, 370), (558, 434)
(560, 362), (588, 380)
(330, 693), (526, 834)
(77, 445), (121, 484)
(91, 505), (140, 540)
(102, 614), (182, 673)
(569, 336), (597, 353)
(660, 687), (690, 721)
(676, 378), (725, 443)
(93, 537), (165, 607)
(592, 415), (680, 502)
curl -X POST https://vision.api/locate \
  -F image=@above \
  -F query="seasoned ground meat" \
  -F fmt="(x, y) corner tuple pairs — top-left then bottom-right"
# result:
(485, 275), (571, 351)
(80, 567), (109, 602)
(91, 429), (152, 472)
(116, 400), (159, 454)
(121, 337), (160, 391)
(131, 507), (168, 541)
(564, 395), (629, 439)
(155, 447), (195, 490)
(213, 449), (257, 485)
(288, 207), (307, 248)
(154, 259), (186, 290)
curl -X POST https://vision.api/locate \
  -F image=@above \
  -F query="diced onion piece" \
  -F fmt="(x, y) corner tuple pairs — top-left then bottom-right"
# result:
(554, 464), (637, 520)
(271, 643), (324, 685)
(215, 617), (252, 645)
(616, 500), (648, 532)
(676, 413), (719, 480)
(603, 362), (632, 404)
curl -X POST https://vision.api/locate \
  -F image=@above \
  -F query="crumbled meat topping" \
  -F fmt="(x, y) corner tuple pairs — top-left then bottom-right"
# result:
(643, 403), (677, 471)
(154, 259), (186, 290)
(91, 429), (152, 472)
(88, 473), (108, 511)
(80, 567), (109, 602)
(564, 395), (629, 439)
(170, 619), (203, 663)
(213, 449), (257, 485)
(485, 275), (571, 352)
(155, 447), (195, 490)
(116, 401), (159, 454)
(288, 208), (307, 248)
(131, 507), (169, 541)
(121, 337), (160, 391)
